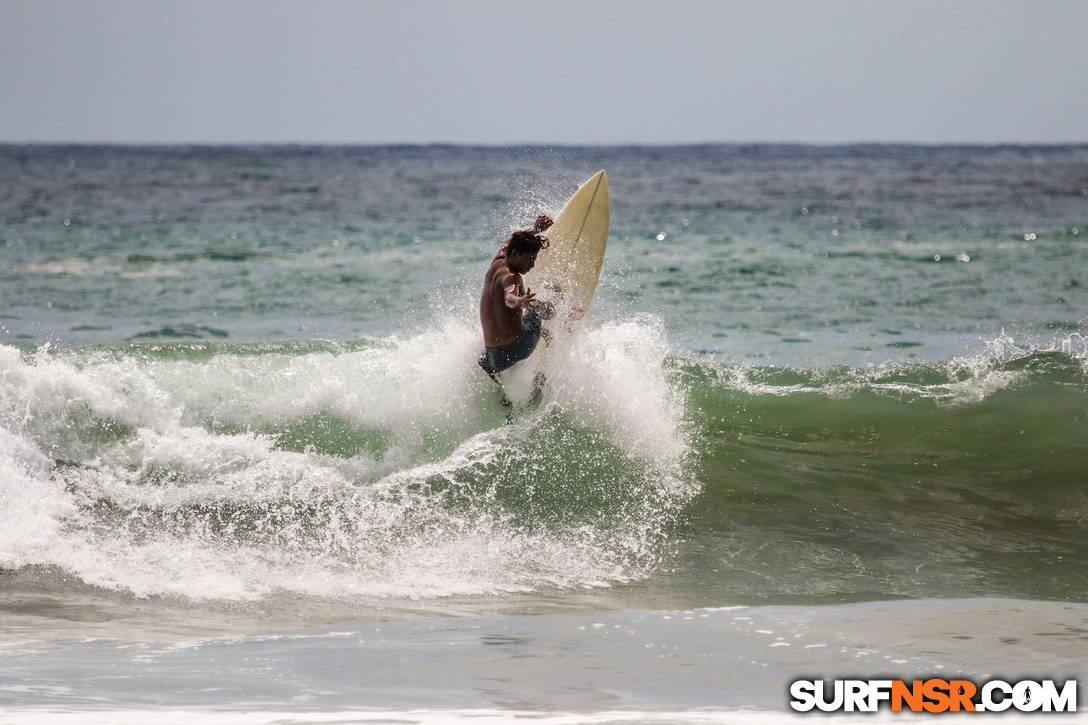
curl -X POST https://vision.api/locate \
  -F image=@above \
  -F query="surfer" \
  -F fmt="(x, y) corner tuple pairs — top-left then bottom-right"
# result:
(478, 215), (553, 380)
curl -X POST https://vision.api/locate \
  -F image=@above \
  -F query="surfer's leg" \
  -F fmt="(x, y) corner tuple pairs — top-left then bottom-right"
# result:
(480, 349), (515, 421)
(529, 372), (546, 408)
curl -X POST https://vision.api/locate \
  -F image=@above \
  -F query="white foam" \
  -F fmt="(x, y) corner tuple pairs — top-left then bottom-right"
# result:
(0, 312), (695, 602)
(708, 332), (1055, 407)
(0, 426), (75, 569)
(552, 314), (690, 469)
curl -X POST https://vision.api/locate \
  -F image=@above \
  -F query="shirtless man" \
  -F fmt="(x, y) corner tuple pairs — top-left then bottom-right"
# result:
(478, 215), (553, 379)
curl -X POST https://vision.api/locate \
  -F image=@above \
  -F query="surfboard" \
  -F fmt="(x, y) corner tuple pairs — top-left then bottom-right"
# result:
(531, 170), (611, 326)
(500, 170), (610, 403)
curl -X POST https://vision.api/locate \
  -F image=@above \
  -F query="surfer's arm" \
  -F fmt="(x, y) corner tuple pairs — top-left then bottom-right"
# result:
(501, 274), (536, 310)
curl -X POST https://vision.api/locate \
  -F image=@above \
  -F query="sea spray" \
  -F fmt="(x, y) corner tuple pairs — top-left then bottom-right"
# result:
(0, 315), (696, 601)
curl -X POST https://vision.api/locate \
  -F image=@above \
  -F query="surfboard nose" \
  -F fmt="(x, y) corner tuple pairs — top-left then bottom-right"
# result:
(588, 170), (608, 196)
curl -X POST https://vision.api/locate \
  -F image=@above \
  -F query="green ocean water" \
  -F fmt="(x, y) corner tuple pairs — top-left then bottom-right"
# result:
(1, 145), (1086, 719)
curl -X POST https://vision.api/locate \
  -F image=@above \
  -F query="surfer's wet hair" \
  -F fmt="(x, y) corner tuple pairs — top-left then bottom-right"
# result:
(507, 229), (548, 255)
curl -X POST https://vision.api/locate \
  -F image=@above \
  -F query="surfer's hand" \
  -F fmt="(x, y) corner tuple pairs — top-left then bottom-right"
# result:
(519, 287), (537, 310)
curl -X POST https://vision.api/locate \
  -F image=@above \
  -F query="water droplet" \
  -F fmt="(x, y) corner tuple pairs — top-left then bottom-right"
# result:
(831, 229), (839, 237)
(332, 239), (340, 247)
(656, 232), (667, 241)
(1023, 232), (1036, 241)
(1072, 227), (1079, 235)
(800, 207), (809, 216)
(955, 252), (970, 263)
(63, 217), (71, 227)
(681, 218), (690, 226)
(933, 254), (941, 261)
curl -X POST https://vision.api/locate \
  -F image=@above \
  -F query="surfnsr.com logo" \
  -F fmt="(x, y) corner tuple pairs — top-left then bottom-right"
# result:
(789, 678), (1078, 713)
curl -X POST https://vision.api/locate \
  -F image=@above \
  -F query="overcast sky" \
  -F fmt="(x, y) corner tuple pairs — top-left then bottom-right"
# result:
(1, 0), (1085, 145)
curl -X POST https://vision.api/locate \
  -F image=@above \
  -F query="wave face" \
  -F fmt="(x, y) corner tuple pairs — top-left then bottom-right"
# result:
(674, 333), (1088, 604)
(0, 318), (693, 602)
(3, 322), (1087, 606)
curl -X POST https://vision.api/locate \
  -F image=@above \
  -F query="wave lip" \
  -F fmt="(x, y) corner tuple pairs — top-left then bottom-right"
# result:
(690, 330), (1088, 405)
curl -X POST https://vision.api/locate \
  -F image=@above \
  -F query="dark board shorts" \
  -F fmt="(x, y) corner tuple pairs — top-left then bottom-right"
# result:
(478, 309), (542, 376)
